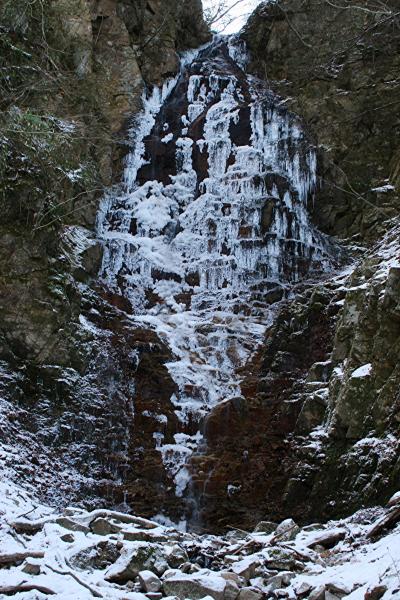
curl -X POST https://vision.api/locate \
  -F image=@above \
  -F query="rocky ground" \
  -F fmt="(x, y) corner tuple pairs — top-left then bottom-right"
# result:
(0, 479), (399, 599)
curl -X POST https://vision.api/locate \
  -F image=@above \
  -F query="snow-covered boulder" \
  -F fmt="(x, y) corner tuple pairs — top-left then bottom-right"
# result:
(274, 518), (300, 541)
(164, 544), (189, 568)
(70, 540), (121, 571)
(139, 569), (162, 592)
(231, 556), (261, 581)
(237, 587), (262, 600)
(387, 491), (400, 507)
(162, 570), (227, 600)
(224, 579), (240, 600)
(105, 543), (159, 583)
(252, 521), (277, 534)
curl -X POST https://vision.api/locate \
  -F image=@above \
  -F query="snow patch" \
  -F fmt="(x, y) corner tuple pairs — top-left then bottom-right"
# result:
(351, 363), (372, 379)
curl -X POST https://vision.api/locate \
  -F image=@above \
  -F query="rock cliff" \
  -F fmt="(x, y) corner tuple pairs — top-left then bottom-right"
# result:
(195, 0), (400, 530)
(0, 0), (210, 507)
(0, 0), (399, 539)
(243, 0), (400, 241)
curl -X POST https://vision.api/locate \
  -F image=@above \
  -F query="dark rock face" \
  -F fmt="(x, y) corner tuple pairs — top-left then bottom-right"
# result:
(242, 0), (400, 242)
(198, 223), (400, 529)
(160, 1), (400, 530)
(195, 281), (341, 529)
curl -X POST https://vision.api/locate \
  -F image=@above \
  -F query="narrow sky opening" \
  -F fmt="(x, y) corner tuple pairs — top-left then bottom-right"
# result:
(202, 0), (261, 34)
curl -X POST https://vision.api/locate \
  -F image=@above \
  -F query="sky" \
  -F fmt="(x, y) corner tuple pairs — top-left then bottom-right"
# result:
(202, 0), (261, 34)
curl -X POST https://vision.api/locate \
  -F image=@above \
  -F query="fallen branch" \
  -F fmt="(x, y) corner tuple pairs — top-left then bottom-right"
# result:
(15, 505), (37, 520)
(0, 584), (55, 596)
(231, 538), (262, 556)
(3, 519), (27, 549)
(0, 551), (44, 567)
(45, 564), (103, 598)
(71, 509), (158, 530)
(11, 518), (51, 535)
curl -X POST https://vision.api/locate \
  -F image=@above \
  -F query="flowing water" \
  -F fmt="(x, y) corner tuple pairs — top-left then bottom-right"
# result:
(97, 36), (336, 519)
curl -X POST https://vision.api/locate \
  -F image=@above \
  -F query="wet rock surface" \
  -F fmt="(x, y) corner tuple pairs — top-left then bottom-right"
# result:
(97, 34), (342, 526)
(199, 221), (400, 527)
(1, 0), (399, 556)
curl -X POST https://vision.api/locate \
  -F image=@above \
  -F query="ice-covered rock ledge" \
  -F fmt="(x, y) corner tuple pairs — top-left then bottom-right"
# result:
(0, 480), (399, 599)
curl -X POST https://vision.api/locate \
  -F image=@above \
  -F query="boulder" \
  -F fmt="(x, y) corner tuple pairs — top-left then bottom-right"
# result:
(364, 585), (388, 600)
(163, 571), (227, 600)
(139, 570), (162, 593)
(294, 581), (313, 597)
(224, 579), (240, 600)
(164, 545), (189, 568)
(70, 540), (121, 570)
(253, 521), (277, 534)
(307, 529), (346, 550)
(163, 569), (182, 580)
(237, 587), (262, 600)
(273, 519), (300, 541)
(21, 559), (41, 575)
(387, 491), (400, 507)
(266, 547), (298, 571)
(124, 530), (170, 543)
(326, 581), (352, 597)
(105, 543), (158, 584)
(309, 586), (326, 600)
(153, 556), (170, 576)
(55, 517), (90, 533)
(266, 572), (295, 590)
(181, 562), (202, 574)
(90, 517), (122, 536)
(220, 573), (242, 585)
(231, 557), (261, 581)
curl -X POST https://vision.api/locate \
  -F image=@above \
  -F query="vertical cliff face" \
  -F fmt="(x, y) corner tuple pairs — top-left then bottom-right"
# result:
(0, 0), (210, 507)
(242, 0), (400, 241)
(204, 0), (400, 529)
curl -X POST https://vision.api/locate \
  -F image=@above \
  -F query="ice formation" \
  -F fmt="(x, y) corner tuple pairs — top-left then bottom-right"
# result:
(97, 37), (336, 505)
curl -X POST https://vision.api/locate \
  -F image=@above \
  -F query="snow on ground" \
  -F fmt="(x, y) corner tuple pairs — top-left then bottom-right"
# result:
(0, 478), (399, 599)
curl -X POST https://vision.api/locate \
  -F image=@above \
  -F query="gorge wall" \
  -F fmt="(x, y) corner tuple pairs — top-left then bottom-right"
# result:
(0, 0), (399, 533)
(243, 0), (400, 241)
(0, 0), (210, 508)
(198, 0), (400, 530)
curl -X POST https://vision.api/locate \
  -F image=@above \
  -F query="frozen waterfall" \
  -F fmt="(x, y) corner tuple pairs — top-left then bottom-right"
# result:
(97, 36), (336, 516)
